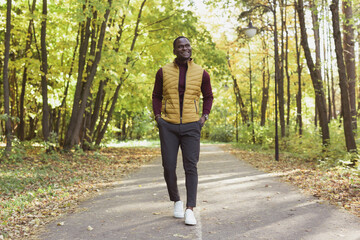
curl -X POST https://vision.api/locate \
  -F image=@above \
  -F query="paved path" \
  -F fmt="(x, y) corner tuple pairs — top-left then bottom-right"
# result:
(41, 144), (360, 240)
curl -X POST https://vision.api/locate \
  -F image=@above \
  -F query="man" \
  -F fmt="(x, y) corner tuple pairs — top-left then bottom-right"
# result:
(152, 36), (213, 225)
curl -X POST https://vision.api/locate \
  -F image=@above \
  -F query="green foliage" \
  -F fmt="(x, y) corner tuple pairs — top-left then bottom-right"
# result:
(231, 118), (360, 170)
(209, 124), (234, 142)
(0, 139), (27, 163)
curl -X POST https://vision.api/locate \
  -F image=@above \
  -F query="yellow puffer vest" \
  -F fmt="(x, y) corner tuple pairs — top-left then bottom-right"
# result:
(162, 60), (204, 124)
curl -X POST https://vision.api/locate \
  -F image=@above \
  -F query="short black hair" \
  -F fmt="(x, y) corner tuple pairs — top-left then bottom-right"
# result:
(173, 36), (190, 49)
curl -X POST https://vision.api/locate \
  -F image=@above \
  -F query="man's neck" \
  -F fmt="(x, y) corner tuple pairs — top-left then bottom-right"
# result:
(176, 58), (189, 65)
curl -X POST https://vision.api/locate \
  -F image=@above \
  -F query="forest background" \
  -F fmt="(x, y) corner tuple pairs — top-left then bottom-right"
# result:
(1, 0), (360, 164)
(1, 0), (360, 166)
(1, 0), (360, 238)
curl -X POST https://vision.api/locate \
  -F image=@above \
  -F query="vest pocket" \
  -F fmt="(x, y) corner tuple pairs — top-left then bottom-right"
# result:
(194, 99), (198, 114)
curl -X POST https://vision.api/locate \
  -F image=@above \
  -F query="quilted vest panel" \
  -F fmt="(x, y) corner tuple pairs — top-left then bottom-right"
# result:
(162, 60), (204, 124)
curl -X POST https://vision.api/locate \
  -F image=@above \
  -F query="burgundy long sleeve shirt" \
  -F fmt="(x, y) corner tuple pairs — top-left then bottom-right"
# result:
(152, 60), (213, 118)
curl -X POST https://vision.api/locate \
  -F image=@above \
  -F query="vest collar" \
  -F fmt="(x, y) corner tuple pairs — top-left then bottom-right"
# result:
(173, 58), (193, 68)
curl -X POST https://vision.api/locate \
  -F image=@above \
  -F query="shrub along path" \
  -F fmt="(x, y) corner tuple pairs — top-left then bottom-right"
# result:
(40, 144), (360, 240)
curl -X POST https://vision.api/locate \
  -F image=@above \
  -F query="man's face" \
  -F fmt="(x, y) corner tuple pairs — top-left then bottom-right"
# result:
(173, 38), (192, 61)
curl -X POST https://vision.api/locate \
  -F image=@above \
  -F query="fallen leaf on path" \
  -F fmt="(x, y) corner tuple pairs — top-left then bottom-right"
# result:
(173, 233), (190, 238)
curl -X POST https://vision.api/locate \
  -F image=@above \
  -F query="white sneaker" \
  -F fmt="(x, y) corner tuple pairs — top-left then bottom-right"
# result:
(174, 201), (184, 218)
(184, 209), (197, 225)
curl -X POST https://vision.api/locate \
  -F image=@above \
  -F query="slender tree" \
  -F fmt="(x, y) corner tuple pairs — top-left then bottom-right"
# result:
(41, 0), (50, 142)
(342, 0), (357, 129)
(18, 0), (37, 141)
(3, 0), (12, 154)
(63, 0), (112, 150)
(279, 0), (286, 137)
(310, 0), (323, 126)
(285, 0), (291, 128)
(330, 0), (356, 152)
(260, 37), (270, 127)
(294, 0), (302, 135)
(297, 0), (330, 145)
(228, 54), (249, 124)
(95, 0), (147, 146)
(248, 44), (255, 143)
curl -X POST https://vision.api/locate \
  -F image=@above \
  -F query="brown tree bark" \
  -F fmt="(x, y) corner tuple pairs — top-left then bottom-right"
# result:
(328, 28), (337, 119)
(297, 0), (330, 145)
(3, 0), (12, 154)
(260, 50), (270, 127)
(342, 0), (357, 129)
(324, 4), (333, 122)
(279, 0), (286, 137)
(63, 0), (112, 150)
(56, 29), (79, 145)
(41, 0), (50, 142)
(285, 0), (291, 128)
(18, 0), (37, 141)
(86, 13), (127, 145)
(294, 0), (303, 135)
(358, 32), (360, 117)
(88, 79), (107, 141)
(310, 0), (323, 126)
(95, 0), (146, 146)
(228, 56), (249, 124)
(330, 0), (356, 152)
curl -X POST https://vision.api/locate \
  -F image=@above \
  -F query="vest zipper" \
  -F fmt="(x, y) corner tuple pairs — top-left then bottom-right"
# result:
(164, 99), (167, 117)
(180, 67), (187, 124)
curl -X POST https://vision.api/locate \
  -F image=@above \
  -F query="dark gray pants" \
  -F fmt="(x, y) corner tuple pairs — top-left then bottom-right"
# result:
(158, 118), (202, 207)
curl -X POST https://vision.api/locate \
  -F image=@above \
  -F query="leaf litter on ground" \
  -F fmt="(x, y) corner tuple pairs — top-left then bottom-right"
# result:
(224, 145), (360, 218)
(0, 147), (160, 240)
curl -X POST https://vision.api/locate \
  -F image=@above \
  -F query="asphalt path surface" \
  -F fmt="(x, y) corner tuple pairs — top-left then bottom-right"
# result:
(41, 144), (360, 240)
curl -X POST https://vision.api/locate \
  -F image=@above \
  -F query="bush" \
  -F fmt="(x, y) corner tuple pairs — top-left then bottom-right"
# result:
(209, 125), (234, 142)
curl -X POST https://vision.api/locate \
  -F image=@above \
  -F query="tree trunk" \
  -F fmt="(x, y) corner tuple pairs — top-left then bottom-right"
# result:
(3, 0), (12, 154)
(342, 0), (357, 129)
(95, 83), (122, 145)
(18, 0), (37, 141)
(57, 28), (80, 145)
(85, 11), (127, 146)
(330, 0), (356, 152)
(358, 32), (360, 118)
(272, 0), (280, 160)
(324, 3), (333, 122)
(294, 0), (302, 136)
(93, 98), (110, 141)
(94, 0), (147, 146)
(9, 64), (17, 126)
(279, 0), (285, 137)
(310, 0), (324, 126)
(329, 29), (337, 119)
(327, 72), (332, 122)
(285, 0), (291, 128)
(89, 79), (107, 139)
(228, 56), (249, 124)
(63, 0), (112, 150)
(41, 0), (50, 142)
(297, 0), (330, 145)
(260, 39), (270, 127)
(248, 45), (255, 144)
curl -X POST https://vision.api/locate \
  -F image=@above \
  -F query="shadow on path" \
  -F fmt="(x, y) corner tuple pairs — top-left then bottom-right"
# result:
(40, 144), (360, 240)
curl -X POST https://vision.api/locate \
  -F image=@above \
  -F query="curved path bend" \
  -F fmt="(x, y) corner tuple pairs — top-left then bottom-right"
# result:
(41, 144), (360, 240)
